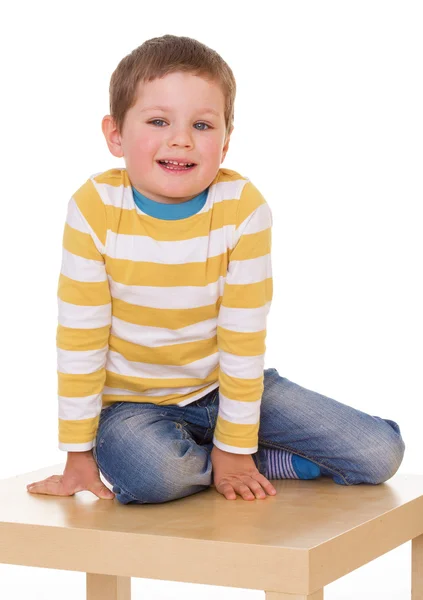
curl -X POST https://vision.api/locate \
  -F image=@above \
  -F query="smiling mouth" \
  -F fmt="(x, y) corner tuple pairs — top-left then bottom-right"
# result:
(156, 161), (197, 172)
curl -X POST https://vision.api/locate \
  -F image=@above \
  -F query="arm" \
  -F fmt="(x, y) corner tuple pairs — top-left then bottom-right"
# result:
(57, 178), (112, 452)
(214, 180), (273, 455)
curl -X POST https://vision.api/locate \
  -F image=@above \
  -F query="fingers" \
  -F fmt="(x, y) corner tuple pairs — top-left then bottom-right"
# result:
(218, 481), (256, 500)
(27, 475), (60, 487)
(27, 475), (59, 494)
(90, 483), (115, 499)
(217, 475), (277, 501)
(26, 476), (115, 500)
(27, 477), (73, 496)
(258, 475), (277, 496)
(217, 482), (237, 500)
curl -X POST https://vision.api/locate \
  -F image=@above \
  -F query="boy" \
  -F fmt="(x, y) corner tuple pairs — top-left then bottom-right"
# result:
(27, 34), (405, 503)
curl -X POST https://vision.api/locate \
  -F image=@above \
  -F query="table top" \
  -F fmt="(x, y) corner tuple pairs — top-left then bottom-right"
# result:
(1, 465), (422, 594)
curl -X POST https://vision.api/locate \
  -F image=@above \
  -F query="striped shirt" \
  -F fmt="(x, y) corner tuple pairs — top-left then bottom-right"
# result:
(57, 167), (273, 454)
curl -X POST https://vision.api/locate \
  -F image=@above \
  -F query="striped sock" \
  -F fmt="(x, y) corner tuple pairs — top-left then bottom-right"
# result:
(263, 448), (321, 480)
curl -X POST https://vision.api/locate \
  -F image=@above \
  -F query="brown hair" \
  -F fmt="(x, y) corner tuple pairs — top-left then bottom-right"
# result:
(108, 34), (236, 138)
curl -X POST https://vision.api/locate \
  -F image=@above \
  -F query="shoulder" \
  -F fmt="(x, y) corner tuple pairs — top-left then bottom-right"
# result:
(73, 168), (129, 196)
(216, 167), (270, 224)
(71, 168), (126, 200)
(90, 168), (129, 189)
(71, 168), (131, 213)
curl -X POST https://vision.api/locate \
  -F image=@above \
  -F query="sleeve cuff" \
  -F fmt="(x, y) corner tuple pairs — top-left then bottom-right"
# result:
(58, 440), (95, 452)
(213, 436), (258, 454)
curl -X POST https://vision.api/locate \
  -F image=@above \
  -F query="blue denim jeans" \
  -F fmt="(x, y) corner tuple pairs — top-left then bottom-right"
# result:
(93, 368), (405, 504)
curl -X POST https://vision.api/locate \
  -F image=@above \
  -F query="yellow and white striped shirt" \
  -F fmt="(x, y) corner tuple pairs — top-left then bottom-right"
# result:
(57, 167), (273, 454)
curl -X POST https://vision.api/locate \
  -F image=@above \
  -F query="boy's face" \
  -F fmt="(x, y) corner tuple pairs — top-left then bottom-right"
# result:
(102, 71), (233, 204)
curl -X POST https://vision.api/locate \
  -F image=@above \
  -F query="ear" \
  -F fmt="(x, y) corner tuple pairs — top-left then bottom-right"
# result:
(101, 115), (124, 158)
(221, 125), (234, 163)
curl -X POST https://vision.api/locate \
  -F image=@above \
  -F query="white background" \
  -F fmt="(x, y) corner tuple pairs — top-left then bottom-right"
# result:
(1, 0), (422, 598)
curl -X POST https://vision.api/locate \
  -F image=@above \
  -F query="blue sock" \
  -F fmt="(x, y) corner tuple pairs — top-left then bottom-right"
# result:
(263, 448), (321, 480)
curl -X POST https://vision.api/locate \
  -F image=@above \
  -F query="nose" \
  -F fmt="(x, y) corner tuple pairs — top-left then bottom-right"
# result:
(167, 126), (194, 148)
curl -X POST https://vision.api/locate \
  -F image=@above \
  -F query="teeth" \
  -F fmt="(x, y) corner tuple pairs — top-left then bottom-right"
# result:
(161, 160), (194, 166)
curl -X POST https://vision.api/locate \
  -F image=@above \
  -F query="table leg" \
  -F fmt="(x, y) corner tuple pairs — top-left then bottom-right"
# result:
(413, 533), (423, 600)
(86, 573), (131, 600)
(265, 591), (323, 599)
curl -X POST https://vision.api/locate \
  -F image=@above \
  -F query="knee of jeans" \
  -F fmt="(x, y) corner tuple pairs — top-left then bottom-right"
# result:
(98, 462), (176, 505)
(121, 475), (209, 505)
(149, 457), (212, 503)
(111, 453), (212, 504)
(362, 431), (405, 484)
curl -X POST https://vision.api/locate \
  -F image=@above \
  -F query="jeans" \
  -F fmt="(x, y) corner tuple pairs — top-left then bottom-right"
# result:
(93, 367), (405, 504)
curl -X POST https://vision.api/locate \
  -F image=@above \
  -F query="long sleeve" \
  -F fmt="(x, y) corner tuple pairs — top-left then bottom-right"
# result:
(214, 180), (273, 454)
(57, 178), (112, 452)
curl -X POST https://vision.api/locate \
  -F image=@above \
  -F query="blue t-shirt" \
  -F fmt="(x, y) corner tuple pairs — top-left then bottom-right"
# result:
(132, 186), (209, 220)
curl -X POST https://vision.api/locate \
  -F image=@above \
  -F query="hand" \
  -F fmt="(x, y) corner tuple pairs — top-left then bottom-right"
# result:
(210, 446), (277, 500)
(26, 450), (115, 500)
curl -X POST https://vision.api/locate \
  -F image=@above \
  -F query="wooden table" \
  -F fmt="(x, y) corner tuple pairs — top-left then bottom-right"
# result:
(1, 466), (422, 599)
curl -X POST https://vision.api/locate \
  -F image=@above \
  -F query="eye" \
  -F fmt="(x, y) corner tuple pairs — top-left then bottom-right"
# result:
(194, 122), (211, 131)
(147, 119), (211, 130)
